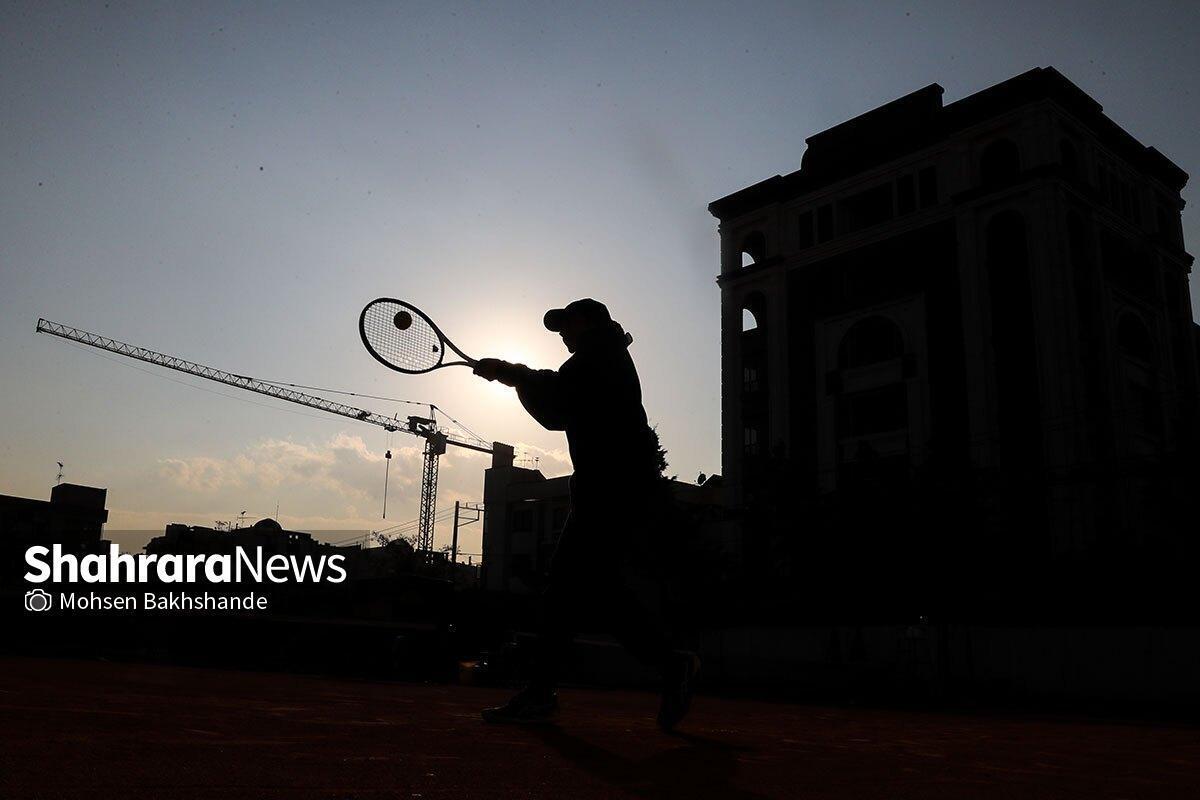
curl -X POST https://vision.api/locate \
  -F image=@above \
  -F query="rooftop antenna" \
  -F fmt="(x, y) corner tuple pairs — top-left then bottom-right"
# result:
(55, 462), (64, 485)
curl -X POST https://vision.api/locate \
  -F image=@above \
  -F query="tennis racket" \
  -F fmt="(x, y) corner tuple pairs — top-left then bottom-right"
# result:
(359, 298), (478, 374)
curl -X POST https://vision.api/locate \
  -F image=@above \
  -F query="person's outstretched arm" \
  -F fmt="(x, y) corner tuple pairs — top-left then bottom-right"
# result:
(474, 358), (570, 431)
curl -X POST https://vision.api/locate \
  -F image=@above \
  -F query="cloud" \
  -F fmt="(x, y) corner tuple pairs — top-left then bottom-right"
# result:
(159, 434), (397, 501)
(512, 441), (573, 475)
(159, 456), (242, 492)
(140, 432), (494, 533)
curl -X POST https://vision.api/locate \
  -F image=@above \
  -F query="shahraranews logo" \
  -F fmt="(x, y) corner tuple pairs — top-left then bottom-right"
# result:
(26, 544), (347, 584)
(23, 543), (347, 613)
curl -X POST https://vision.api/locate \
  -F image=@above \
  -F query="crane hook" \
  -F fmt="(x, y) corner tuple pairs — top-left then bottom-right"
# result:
(382, 448), (393, 518)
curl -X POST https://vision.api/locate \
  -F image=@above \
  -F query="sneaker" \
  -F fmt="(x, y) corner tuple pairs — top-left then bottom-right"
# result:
(481, 687), (559, 724)
(657, 651), (701, 732)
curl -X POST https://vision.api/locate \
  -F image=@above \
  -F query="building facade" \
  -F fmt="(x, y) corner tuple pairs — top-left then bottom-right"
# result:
(0, 483), (109, 590)
(709, 68), (1197, 618)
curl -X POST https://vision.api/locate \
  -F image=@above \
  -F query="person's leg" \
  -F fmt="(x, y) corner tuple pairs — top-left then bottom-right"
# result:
(590, 488), (676, 669)
(599, 556), (700, 731)
(482, 516), (590, 723)
(526, 535), (586, 692)
(603, 504), (701, 732)
(606, 560), (674, 667)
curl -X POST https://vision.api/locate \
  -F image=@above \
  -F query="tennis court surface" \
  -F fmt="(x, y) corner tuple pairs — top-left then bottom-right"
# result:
(1, 656), (1197, 799)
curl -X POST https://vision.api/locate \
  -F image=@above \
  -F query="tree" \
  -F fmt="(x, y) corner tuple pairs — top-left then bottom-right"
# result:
(648, 425), (669, 478)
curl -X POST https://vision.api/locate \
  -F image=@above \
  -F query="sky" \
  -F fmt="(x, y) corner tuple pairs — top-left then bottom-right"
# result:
(2, 1), (1198, 556)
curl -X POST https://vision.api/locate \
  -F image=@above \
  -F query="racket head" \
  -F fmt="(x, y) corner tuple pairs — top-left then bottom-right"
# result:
(359, 298), (447, 374)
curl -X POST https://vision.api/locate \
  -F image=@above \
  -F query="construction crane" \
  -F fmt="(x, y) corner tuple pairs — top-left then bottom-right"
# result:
(35, 318), (508, 556)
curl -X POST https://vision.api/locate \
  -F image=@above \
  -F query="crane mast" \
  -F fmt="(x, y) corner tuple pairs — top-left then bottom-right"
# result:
(36, 317), (496, 556)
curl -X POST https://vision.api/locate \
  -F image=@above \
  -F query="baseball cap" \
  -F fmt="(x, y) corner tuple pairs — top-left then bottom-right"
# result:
(543, 298), (612, 332)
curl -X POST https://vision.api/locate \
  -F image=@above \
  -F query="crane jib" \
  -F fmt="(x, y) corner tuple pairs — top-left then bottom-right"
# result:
(33, 318), (492, 455)
(35, 317), (498, 557)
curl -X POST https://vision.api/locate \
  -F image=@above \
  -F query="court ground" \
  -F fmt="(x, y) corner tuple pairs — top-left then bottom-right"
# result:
(1, 656), (1196, 799)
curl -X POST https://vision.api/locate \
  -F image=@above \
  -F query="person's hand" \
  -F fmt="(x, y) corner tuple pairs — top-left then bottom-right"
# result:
(473, 358), (506, 382)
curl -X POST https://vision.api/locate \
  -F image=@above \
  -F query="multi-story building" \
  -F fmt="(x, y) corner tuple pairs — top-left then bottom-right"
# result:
(709, 68), (1197, 616)
(0, 483), (109, 589)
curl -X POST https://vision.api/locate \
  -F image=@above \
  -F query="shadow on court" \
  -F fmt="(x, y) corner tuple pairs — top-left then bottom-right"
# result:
(528, 726), (766, 800)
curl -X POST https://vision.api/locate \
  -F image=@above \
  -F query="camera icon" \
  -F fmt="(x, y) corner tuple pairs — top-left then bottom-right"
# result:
(25, 588), (53, 612)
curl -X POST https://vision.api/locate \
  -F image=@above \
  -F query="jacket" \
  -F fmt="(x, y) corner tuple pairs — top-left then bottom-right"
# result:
(499, 323), (661, 510)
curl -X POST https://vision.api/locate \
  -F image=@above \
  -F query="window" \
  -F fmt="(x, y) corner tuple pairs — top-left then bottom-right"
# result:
(1156, 206), (1170, 240)
(1128, 381), (1162, 436)
(837, 383), (908, 437)
(980, 139), (1020, 187)
(741, 291), (768, 412)
(1158, 197), (1181, 245)
(918, 166), (938, 208)
(1116, 314), (1153, 364)
(1115, 314), (1161, 437)
(838, 316), (905, 369)
(797, 210), (814, 249)
(511, 507), (534, 533)
(986, 210), (1044, 464)
(743, 365), (760, 393)
(896, 174), (915, 215)
(743, 426), (760, 456)
(1059, 139), (1078, 179)
(1165, 204), (1182, 244)
(740, 231), (766, 267)
(1100, 231), (1155, 302)
(816, 204), (834, 243)
(839, 183), (893, 234)
(741, 293), (766, 334)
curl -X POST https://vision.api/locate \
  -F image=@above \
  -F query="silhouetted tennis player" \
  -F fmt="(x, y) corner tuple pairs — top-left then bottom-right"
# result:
(473, 298), (699, 730)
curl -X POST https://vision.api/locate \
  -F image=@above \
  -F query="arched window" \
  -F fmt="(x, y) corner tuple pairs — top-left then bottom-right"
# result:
(740, 231), (766, 268)
(741, 292), (768, 415)
(837, 316), (904, 369)
(1116, 313), (1154, 364)
(980, 139), (1021, 187)
(741, 292), (766, 333)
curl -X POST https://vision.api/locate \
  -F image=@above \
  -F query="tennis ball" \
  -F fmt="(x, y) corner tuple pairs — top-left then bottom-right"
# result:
(394, 311), (413, 330)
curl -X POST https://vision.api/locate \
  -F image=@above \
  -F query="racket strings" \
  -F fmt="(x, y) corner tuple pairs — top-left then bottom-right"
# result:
(362, 302), (442, 372)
